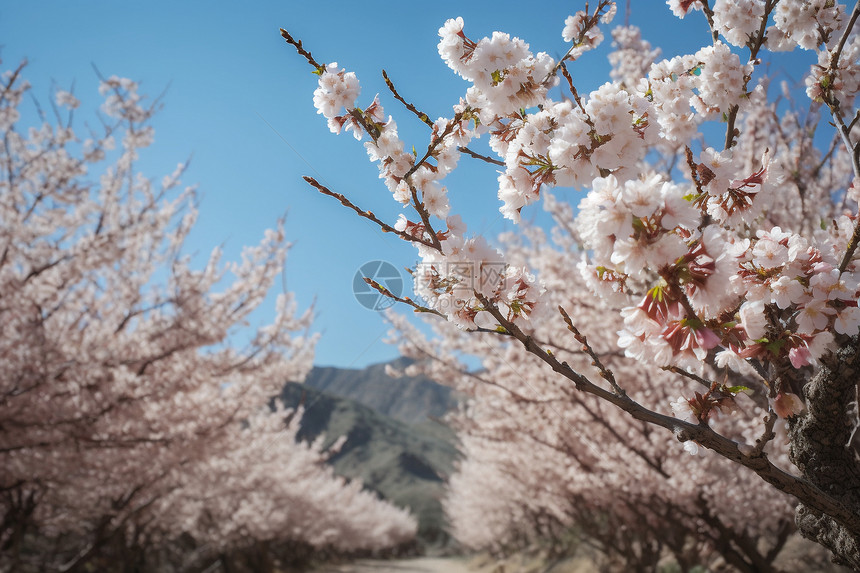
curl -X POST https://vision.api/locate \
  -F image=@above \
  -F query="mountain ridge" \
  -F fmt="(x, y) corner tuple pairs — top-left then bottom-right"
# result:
(279, 371), (460, 548)
(302, 357), (457, 425)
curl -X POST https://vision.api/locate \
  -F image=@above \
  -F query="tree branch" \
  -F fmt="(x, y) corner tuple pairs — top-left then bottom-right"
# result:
(471, 290), (860, 544)
(301, 176), (437, 250)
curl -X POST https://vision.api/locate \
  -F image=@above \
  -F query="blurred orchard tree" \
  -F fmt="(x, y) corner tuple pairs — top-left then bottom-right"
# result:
(0, 64), (416, 572)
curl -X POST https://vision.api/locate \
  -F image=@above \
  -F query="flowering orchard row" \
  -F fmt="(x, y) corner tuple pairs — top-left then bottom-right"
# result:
(0, 66), (415, 571)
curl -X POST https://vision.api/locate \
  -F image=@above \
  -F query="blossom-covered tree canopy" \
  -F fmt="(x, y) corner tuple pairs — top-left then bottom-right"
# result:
(283, 0), (860, 569)
(0, 63), (416, 572)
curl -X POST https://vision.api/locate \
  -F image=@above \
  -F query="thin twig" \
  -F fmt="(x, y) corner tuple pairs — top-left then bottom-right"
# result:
(559, 63), (578, 103)
(401, 111), (470, 253)
(458, 146), (505, 166)
(724, 104), (740, 150)
(347, 108), (381, 141)
(752, 409), (778, 456)
(544, 0), (614, 81)
(698, 0), (721, 44)
(723, 0), (778, 149)
(839, 219), (860, 274)
(558, 305), (626, 396)
(830, 1), (860, 72)
(0, 60), (27, 103)
(661, 365), (713, 391)
(849, 109), (860, 133)
(302, 176), (436, 249)
(382, 70), (504, 168)
(403, 110), (466, 182)
(382, 70), (434, 128)
(363, 278), (445, 318)
(279, 28), (323, 71)
(684, 146), (706, 197)
(408, 184), (442, 251)
(831, 3), (860, 272)
(370, 277), (593, 350)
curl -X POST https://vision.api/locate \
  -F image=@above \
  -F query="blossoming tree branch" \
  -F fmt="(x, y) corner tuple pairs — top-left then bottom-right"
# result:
(283, 0), (860, 568)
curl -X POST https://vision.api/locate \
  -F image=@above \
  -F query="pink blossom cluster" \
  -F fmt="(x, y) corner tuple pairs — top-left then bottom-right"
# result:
(772, 0), (846, 50)
(805, 34), (860, 106)
(438, 17), (556, 119)
(693, 42), (752, 115)
(494, 83), (653, 222)
(313, 62), (362, 137)
(712, 0), (767, 47)
(579, 146), (860, 373)
(608, 25), (662, 87)
(561, 3), (615, 61)
(667, 0), (705, 18)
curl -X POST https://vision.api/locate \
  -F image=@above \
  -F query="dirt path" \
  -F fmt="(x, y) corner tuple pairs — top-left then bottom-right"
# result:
(312, 557), (477, 573)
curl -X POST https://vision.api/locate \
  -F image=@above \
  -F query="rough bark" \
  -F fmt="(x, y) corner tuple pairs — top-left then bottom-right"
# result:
(789, 338), (860, 570)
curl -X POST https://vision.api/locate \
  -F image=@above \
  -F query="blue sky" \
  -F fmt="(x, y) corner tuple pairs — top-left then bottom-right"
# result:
(0, 1), (814, 369)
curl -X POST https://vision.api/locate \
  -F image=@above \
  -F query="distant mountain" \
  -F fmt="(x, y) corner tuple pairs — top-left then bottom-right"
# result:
(303, 358), (457, 426)
(279, 381), (460, 547)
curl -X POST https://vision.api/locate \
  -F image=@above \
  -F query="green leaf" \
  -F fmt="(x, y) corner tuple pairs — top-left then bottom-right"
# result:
(648, 283), (665, 302)
(764, 339), (786, 355)
(724, 385), (751, 395)
(680, 316), (703, 329)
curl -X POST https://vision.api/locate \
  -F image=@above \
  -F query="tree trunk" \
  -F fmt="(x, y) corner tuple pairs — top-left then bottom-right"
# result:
(789, 339), (860, 570)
